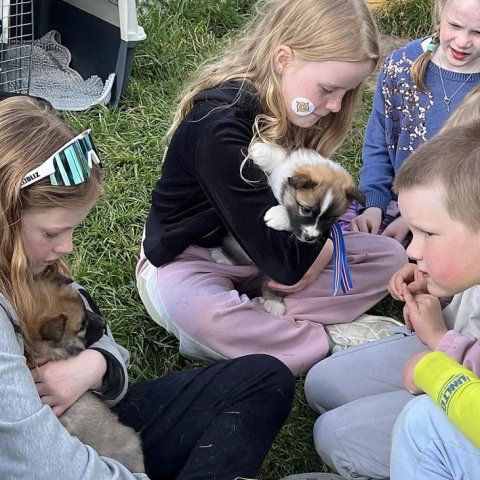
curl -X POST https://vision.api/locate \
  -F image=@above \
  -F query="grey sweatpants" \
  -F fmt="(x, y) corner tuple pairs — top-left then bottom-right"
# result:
(305, 330), (426, 480)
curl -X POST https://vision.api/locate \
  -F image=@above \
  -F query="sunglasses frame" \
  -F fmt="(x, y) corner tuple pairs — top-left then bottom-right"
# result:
(21, 129), (101, 189)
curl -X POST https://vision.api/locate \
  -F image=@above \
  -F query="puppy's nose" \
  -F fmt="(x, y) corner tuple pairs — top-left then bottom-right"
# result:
(304, 234), (316, 242)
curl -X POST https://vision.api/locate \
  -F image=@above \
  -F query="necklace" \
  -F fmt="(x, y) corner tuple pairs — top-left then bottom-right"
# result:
(438, 64), (473, 112)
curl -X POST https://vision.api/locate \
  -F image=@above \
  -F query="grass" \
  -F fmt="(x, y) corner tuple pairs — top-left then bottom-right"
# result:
(61, 0), (430, 477)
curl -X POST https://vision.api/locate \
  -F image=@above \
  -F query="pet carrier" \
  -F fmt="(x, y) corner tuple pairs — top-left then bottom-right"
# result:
(0, 0), (34, 94)
(0, 0), (145, 109)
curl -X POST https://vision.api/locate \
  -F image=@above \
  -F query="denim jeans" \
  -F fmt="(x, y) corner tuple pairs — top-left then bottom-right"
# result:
(112, 354), (295, 480)
(391, 395), (480, 480)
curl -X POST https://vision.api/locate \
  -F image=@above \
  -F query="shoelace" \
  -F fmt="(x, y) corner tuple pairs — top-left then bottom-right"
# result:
(330, 222), (352, 296)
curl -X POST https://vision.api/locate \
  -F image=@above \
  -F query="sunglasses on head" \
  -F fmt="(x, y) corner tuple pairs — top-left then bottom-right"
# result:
(21, 129), (101, 189)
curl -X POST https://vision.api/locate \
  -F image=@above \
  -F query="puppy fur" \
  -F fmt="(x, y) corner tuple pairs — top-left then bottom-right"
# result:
(26, 273), (145, 474)
(212, 142), (363, 315)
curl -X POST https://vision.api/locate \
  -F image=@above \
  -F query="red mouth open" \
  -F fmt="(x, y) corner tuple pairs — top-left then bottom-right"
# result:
(450, 47), (468, 61)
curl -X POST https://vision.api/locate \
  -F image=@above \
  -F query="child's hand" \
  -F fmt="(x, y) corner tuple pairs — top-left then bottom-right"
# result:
(381, 215), (410, 243)
(350, 207), (382, 234)
(268, 239), (333, 293)
(402, 284), (447, 349)
(388, 263), (428, 300)
(402, 350), (431, 394)
(30, 349), (107, 416)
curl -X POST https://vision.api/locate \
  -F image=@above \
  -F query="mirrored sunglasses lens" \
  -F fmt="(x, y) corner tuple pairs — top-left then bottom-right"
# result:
(50, 144), (91, 186)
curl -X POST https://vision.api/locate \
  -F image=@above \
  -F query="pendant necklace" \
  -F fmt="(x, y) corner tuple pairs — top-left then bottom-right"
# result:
(438, 62), (473, 112)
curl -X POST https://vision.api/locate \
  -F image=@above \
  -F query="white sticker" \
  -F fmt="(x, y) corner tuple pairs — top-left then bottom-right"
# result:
(291, 97), (315, 116)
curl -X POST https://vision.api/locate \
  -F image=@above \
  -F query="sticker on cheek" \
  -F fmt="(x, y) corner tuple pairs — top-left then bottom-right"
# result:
(291, 97), (315, 116)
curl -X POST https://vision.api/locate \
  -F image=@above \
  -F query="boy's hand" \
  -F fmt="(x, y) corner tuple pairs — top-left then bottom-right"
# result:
(381, 215), (410, 243)
(350, 207), (382, 234)
(402, 350), (431, 394)
(402, 283), (447, 350)
(388, 263), (428, 300)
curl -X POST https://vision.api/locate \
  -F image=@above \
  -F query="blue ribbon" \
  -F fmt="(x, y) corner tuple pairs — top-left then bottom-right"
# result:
(330, 222), (352, 296)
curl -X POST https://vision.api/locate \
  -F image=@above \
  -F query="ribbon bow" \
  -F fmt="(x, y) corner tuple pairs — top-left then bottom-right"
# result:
(329, 222), (353, 296)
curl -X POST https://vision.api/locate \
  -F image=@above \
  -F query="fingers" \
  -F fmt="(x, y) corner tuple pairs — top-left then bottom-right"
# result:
(267, 279), (301, 293)
(402, 304), (413, 331)
(401, 282), (418, 312)
(51, 404), (66, 417)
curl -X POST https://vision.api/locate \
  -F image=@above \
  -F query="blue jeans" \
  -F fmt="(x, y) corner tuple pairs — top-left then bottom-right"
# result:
(391, 395), (480, 479)
(112, 354), (295, 480)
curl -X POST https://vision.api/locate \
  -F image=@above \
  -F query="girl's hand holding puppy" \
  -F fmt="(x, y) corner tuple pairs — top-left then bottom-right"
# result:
(30, 349), (107, 416)
(268, 239), (333, 293)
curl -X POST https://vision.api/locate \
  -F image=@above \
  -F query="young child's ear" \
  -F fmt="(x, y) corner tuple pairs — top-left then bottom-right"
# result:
(274, 45), (293, 74)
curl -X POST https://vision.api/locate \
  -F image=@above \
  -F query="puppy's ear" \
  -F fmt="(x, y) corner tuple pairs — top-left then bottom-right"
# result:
(288, 174), (317, 190)
(346, 186), (365, 205)
(39, 314), (67, 343)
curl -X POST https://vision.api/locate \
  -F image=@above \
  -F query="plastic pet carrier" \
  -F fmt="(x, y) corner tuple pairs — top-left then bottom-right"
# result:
(1, 0), (146, 109)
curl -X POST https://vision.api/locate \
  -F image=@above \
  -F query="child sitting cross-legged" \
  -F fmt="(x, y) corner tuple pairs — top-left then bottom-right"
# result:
(300, 85), (480, 480)
(388, 120), (480, 479)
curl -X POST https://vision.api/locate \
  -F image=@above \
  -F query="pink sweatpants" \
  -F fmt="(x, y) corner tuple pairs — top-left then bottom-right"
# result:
(136, 232), (407, 375)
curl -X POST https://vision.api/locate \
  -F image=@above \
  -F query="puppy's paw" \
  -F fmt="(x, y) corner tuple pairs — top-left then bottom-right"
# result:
(210, 248), (234, 265)
(264, 205), (292, 231)
(250, 142), (286, 172)
(263, 298), (286, 316)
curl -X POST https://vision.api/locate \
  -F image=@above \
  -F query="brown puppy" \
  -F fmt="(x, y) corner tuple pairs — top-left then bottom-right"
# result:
(212, 143), (363, 315)
(26, 273), (145, 474)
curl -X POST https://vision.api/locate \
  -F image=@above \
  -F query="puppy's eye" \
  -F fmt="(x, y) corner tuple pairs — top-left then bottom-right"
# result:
(78, 318), (87, 334)
(299, 205), (313, 216)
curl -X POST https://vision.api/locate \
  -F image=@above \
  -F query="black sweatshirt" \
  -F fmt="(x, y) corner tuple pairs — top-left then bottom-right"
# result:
(143, 81), (325, 285)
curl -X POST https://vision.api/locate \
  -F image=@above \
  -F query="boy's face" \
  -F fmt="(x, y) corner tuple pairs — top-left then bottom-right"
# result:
(399, 184), (480, 297)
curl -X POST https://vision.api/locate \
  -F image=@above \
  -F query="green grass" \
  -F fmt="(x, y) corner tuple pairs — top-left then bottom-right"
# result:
(62, 1), (425, 477)
(374, 0), (433, 39)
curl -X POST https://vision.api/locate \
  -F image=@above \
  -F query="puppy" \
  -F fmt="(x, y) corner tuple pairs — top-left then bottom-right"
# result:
(25, 273), (145, 474)
(212, 142), (363, 315)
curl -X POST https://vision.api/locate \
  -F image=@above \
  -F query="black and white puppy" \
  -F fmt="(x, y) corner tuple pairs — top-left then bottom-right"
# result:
(212, 142), (363, 315)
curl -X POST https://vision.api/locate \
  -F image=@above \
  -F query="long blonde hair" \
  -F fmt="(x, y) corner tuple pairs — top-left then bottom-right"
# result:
(0, 96), (101, 351)
(167, 0), (379, 156)
(411, 0), (450, 92)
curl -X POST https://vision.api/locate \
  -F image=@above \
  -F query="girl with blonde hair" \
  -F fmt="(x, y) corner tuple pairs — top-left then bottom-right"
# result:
(348, 0), (480, 245)
(0, 95), (294, 480)
(137, 0), (407, 376)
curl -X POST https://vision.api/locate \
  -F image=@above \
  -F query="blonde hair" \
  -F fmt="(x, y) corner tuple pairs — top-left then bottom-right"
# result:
(167, 0), (379, 156)
(411, 0), (451, 92)
(393, 122), (480, 231)
(0, 96), (101, 350)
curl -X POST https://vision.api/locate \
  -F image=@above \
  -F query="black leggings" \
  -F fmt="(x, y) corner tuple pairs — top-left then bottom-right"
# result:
(112, 354), (295, 480)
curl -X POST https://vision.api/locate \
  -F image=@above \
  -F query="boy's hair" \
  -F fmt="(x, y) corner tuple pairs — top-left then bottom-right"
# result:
(168, 0), (379, 156)
(393, 122), (480, 231)
(0, 96), (101, 350)
(411, 0), (449, 92)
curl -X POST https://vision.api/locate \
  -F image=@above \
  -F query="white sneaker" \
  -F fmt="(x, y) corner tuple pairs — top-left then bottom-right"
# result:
(325, 314), (403, 352)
